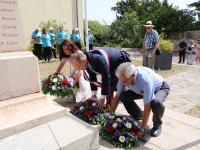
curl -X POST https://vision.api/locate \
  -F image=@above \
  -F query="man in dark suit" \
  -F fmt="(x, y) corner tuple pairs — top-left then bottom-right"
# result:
(70, 48), (131, 110)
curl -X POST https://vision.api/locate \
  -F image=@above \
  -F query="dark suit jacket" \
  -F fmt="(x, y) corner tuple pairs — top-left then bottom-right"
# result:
(85, 47), (130, 95)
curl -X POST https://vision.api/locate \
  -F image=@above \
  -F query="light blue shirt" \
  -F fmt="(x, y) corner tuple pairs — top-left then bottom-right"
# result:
(88, 33), (94, 44)
(42, 34), (51, 47)
(56, 31), (68, 45)
(48, 32), (56, 43)
(117, 66), (163, 104)
(72, 33), (81, 42)
(31, 31), (43, 44)
(70, 33), (75, 39)
(144, 29), (159, 50)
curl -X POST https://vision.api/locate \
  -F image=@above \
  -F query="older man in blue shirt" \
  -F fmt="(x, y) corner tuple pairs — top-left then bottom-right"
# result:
(110, 62), (170, 138)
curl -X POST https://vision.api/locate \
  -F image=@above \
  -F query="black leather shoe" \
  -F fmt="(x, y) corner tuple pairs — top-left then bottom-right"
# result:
(151, 126), (162, 137)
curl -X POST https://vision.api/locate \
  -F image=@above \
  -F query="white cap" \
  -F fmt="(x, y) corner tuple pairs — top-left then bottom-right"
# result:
(74, 28), (79, 31)
(35, 26), (40, 30)
(49, 27), (53, 30)
(88, 29), (91, 31)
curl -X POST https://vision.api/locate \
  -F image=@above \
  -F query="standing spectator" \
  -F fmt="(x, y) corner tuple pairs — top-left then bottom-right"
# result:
(88, 29), (95, 50)
(31, 26), (43, 60)
(187, 40), (196, 65)
(70, 29), (75, 40)
(178, 37), (188, 64)
(56, 26), (68, 60)
(141, 21), (159, 71)
(72, 28), (82, 50)
(48, 27), (57, 58)
(195, 38), (200, 66)
(42, 28), (52, 63)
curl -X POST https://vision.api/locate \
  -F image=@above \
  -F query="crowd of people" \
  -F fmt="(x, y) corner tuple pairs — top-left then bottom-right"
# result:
(178, 37), (200, 66)
(31, 26), (95, 62)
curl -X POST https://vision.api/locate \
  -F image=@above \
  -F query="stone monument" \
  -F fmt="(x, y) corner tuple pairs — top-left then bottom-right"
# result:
(0, 0), (66, 140)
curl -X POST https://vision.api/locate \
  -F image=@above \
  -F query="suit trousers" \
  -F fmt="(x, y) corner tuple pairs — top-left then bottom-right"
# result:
(179, 50), (186, 63)
(119, 81), (170, 129)
(143, 49), (156, 71)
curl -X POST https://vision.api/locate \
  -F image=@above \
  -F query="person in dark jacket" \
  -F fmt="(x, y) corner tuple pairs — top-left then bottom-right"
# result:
(70, 47), (131, 110)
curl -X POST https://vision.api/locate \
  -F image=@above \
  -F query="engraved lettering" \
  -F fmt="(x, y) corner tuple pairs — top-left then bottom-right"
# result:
(2, 33), (18, 38)
(1, 8), (14, 12)
(7, 41), (18, 45)
(3, 25), (17, 29)
(2, 17), (16, 21)
(0, 42), (4, 45)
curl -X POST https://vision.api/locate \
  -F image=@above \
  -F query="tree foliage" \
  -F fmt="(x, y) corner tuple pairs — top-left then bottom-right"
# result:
(85, 20), (110, 46)
(110, 11), (142, 48)
(39, 19), (68, 34)
(146, 6), (196, 36)
(188, 1), (200, 11)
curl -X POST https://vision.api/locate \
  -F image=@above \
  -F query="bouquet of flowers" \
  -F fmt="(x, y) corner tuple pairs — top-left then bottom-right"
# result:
(71, 99), (108, 125)
(100, 114), (145, 149)
(41, 73), (75, 98)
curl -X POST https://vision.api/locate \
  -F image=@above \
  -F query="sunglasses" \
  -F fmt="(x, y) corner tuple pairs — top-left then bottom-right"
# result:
(146, 27), (150, 29)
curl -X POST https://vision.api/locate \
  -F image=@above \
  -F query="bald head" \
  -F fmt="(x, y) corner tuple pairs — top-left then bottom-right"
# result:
(70, 52), (88, 70)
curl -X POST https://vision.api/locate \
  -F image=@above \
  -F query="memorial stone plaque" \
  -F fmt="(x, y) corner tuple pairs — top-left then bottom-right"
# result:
(0, 0), (40, 100)
(0, 0), (27, 52)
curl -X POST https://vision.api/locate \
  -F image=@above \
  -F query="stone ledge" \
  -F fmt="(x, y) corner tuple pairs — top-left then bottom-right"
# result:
(48, 113), (99, 150)
(0, 93), (67, 140)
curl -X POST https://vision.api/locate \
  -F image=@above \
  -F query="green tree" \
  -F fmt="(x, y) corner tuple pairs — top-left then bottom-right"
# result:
(188, 1), (200, 11)
(85, 20), (110, 46)
(145, 6), (196, 36)
(110, 11), (142, 48)
(39, 19), (68, 34)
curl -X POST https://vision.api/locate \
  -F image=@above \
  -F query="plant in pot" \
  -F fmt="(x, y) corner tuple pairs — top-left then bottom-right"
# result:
(154, 31), (174, 70)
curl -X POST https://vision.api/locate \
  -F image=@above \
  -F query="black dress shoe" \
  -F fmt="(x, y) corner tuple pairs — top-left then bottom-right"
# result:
(151, 126), (162, 137)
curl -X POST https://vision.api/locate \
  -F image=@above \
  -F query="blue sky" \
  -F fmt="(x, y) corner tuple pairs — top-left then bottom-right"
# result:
(84, 0), (197, 24)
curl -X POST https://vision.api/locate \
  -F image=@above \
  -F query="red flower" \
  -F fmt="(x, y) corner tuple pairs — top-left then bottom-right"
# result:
(74, 106), (79, 111)
(55, 72), (60, 75)
(62, 79), (69, 85)
(118, 116), (123, 120)
(131, 128), (138, 135)
(107, 126), (114, 132)
(45, 80), (50, 85)
(85, 110), (92, 117)
(87, 99), (93, 103)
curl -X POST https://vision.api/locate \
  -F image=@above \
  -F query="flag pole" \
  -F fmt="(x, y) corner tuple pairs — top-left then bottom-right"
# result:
(84, 0), (89, 52)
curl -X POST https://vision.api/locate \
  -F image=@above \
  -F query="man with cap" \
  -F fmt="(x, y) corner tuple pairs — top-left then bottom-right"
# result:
(141, 21), (159, 71)
(31, 26), (43, 60)
(49, 27), (57, 58)
(88, 29), (95, 50)
(56, 26), (68, 60)
(72, 28), (82, 50)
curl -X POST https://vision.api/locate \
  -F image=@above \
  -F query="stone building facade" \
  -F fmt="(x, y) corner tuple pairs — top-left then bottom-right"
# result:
(18, 0), (83, 45)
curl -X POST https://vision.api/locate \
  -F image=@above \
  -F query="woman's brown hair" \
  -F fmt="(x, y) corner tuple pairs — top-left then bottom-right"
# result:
(60, 39), (79, 59)
(42, 28), (47, 34)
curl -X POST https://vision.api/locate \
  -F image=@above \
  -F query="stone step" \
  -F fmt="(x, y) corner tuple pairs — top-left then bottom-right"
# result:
(0, 113), (99, 150)
(0, 93), (67, 140)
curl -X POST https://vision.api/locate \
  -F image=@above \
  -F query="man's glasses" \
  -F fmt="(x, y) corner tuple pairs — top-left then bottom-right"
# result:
(146, 27), (150, 29)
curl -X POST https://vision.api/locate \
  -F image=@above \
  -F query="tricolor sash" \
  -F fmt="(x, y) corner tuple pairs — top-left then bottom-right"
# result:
(83, 49), (113, 108)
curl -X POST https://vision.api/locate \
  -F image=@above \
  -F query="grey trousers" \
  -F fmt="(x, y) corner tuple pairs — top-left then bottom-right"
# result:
(119, 81), (170, 129)
(143, 49), (156, 71)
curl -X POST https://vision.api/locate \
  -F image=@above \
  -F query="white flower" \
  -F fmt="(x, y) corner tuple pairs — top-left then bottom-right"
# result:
(125, 123), (132, 129)
(52, 85), (56, 91)
(79, 106), (84, 110)
(116, 118), (122, 123)
(119, 136), (125, 143)
(123, 117), (126, 120)
(112, 123), (117, 128)
(92, 103), (96, 107)
(104, 113), (109, 117)
(53, 78), (58, 83)
(108, 115), (112, 119)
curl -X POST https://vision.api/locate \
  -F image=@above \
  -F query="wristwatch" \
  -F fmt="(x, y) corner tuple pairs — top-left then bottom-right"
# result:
(140, 128), (145, 133)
